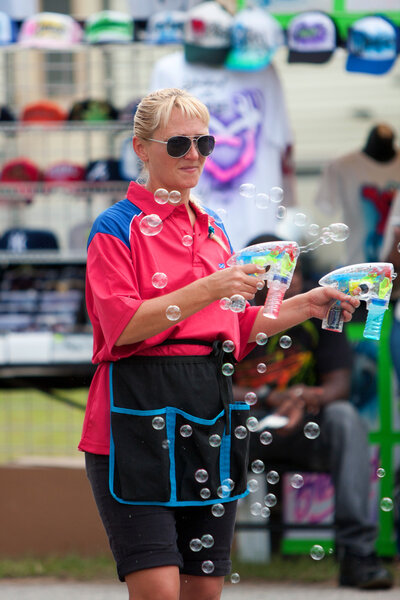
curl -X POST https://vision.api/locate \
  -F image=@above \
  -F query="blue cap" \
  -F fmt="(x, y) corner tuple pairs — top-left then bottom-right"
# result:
(346, 15), (399, 75)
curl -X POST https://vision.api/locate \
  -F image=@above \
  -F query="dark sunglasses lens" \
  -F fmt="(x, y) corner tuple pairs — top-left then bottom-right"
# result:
(167, 136), (191, 157)
(197, 135), (215, 157)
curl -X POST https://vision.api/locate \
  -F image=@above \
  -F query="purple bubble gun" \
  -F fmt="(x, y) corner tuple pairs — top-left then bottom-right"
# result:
(227, 241), (300, 318)
(319, 262), (395, 340)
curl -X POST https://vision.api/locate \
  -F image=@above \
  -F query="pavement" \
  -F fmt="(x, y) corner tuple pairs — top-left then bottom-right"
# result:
(0, 580), (398, 600)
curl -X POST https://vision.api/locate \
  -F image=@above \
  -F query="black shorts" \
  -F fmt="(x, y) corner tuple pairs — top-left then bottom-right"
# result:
(85, 452), (238, 581)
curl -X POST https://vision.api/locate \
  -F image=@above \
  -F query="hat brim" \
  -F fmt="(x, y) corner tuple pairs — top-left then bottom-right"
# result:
(346, 55), (396, 75)
(225, 48), (276, 71)
(288, 49), (334, 64)
(184, 43), (230, 65)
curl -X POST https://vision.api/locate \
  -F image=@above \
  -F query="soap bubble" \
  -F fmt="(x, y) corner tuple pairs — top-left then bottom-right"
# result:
(189, 538), (202, 552)
(377, 467), (386, 478)
(247, 478), (259, 493)
(222, 363), (234, 376)
(152, 416), (165, 430)
(200, 487), (211, 499)
(230, 572), (240, 584)
(230, 294), (246, 312)
(166, 305), (181, 321)
(182, 234), (193, 246)
(211, 503), (225, 517)
(257, 362), (267, 374)
(219, 297), (231, 310)
(244, 391), (257, 406)
(195, 468), (208, 483)
(261, 507), (270, 519)
(276, 205), (286, 220)
(329, 222), (349, 242)
(266, 470), (279, 485)
(308, 223), (320, 237)
(260, 431), (273, 445)
(154, 188), (169, 204)
(234, 426), (247, 439)
(290, 473), (304, 489)
(161, 439), (170, 450)
(180, 424), (193, 438)
(310, 544), (325, 560)
(222, 340), (235, 353)
(270, 186), (283, 203)
(256, 332), (268, 345)
(217, 484), (231, 499)
(250, 502), (262, 516)
(239, 183), (256, 198)
(279, 335), (292, 349)
(264, 493), (277, 507)
(169, 190), (181, 204)
(304, 421), (320, 439)
(294, 212), (308, 227)
(246, 416), (259, 432)
(201, 534), (214, 548)
(139, 214), (163, 236)
(152, 272), (168, 289)
(251, 459), (265, 474)
(256, 192), (269, 209)
(256, 280), (265, 291)
(209, 434), (222, 447)
(201, 560), (215, 574)
(380, 497), (393, 512)
(222, 478), (235, 492)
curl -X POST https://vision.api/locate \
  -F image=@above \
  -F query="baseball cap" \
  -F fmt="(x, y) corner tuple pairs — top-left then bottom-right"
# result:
(84, 10), (133, 44)
(118, 98), (141, 124)
(44, 162), (86, 182)
(146, 10), (186, 44)
(119, 136), (142, 181)
(0, 228), (59, 251)
(0, 11), (17, 45)
(225, 7), (284, 71)
(184, 1), (233, 66)
(0, 105), (16, 121)
(85, 159), (122, 181)
(67, 99), (119, 121)
(346, 15), (399, 75)
(18, 12), (83, 48)
(287, 11), (337, 64)
(1, 158), (42, 182)
(21, 100), (67, 123)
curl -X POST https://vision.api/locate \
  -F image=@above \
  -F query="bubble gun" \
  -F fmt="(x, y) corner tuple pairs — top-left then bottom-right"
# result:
(318, 262), (395, 340)
(227, 241), (300, 318)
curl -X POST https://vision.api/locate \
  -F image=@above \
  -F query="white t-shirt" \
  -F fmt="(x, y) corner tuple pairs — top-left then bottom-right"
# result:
(149, 51), (294, 251)
(315, 150), (400, 265)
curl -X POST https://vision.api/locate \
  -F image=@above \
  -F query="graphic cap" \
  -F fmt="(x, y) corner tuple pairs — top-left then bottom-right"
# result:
(287, 11), (337, 64)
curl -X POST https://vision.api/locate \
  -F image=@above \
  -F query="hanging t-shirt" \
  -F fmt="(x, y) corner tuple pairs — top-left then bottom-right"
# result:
(315, 150), (400, 265)
(149, 51), (295, 251)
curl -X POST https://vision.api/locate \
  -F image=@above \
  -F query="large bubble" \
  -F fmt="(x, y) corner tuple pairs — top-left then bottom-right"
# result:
(154, 188), (169, 204)
(152, 272), (168, 289)
(139, 214), (163, 236)
(270, 186), (283, 204)
(239, 183), (256, 198)
(328, 222), (350, 242)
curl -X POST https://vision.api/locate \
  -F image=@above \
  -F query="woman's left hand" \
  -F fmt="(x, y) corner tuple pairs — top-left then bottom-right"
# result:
(303, 286), (360, 322)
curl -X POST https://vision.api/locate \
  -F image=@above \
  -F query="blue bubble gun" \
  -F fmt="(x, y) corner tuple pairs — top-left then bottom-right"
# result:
(318, 262), (395, 340)
(227, 241), (300, 318)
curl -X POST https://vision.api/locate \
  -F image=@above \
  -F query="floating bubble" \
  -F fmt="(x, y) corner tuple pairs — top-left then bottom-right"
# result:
(211, 503), (225, 517)
(256, 332), (268, 345)
(270, 186), (283, 204)
(304, 421), (320, 439)
(266, 470), (279, 485)
(152, 272), (168, 289)
(189, 538), (202, 552)
(230, 572), (240, 584)
(261, 507), (270, 519)
(279, 335), (292, 349)
(246, 416), (259, 432)
(201, 534), (214, 548)
(222, 340), (235, 353)
(290, 473), (304, 489)
(322, 231), (333, 245)
(139, 214), (163, 236)
(166, 305), (181, 321)
(217, 484), (231, 499)
(222, 478), (235, 492)
(244, 391), (257, 406)
(264, 493), (277, 507)
(256, 280), (265, 291)
(380, 497), (393, 512)
(250, 502), (262, 516)
(377, 467), (386, 478)
(310, 544), (325, 561)
(294, 212), (308, 227)
(247, 478), (259, 493)
(161, 439), (169, 450)
(260, 431), (273, 445)
(169, 190), (181, 204)
(201, 560), (215, 574)
(154, 188), (169, 204)
(234, 426), (248, 439)
(276, 205), (286, 220)
(239, 183), (256, 198)
(329, 222), (350, 242)
(257, 362), (267, 374)
(180, 424), (193, 438)
(200, 487), (211, 499)
(308, 223), (320, 237)
(219, 297), (231, 310)
(230, 294), (246, 312)
(222, 363), (234, 376)
(152, 416), (165, 430)
(251, 459), (265, 474)
(182, 234), (193, 247)
(195, 468), (208, 483)
(209, 434), (222, 447)
(256, 192), (269, 209)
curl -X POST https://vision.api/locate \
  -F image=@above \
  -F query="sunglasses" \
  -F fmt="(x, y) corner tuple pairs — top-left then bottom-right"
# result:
(147, 135), (215, 158)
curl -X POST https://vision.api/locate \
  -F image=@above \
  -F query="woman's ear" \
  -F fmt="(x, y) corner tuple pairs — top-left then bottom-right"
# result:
(133, 136), (148, 163)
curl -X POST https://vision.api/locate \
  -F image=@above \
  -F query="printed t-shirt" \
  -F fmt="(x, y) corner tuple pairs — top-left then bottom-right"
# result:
(79, 181), (260, 455)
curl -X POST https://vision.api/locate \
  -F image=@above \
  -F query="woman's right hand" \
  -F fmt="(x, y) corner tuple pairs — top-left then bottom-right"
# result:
(204, 264), (265, 302)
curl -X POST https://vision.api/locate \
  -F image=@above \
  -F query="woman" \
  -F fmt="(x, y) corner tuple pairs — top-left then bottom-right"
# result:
(79, 88), (358, 600)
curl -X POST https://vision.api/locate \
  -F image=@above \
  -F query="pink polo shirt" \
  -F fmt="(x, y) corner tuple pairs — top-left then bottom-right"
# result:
(79, 181), (260, 455)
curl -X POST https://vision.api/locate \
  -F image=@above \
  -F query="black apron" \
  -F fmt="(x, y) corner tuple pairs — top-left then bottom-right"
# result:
(109, 340), (250, 506)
